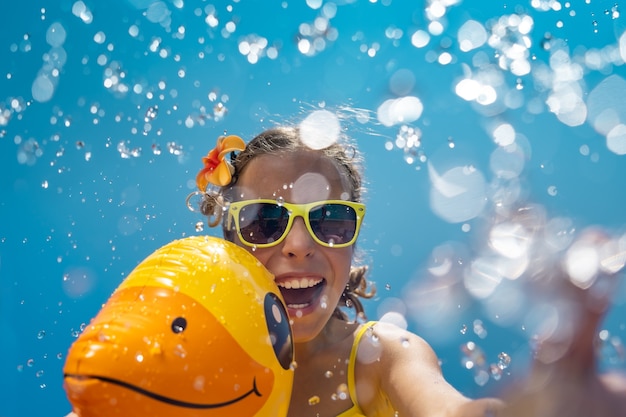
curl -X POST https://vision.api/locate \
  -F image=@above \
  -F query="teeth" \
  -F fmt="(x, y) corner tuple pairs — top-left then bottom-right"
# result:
(287, 303), (308, 309)
(277, 277), (322, 290)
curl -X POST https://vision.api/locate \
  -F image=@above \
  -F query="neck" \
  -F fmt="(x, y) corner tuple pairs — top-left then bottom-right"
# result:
(294, 317), (358, 358)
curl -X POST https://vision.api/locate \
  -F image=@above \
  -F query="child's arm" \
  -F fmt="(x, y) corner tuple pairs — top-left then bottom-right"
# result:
(359, 321), (504, 417)
(361, 229), (626, 417)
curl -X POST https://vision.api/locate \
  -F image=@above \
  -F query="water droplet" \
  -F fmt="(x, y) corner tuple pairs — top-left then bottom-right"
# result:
(37, 330), (46, 339)
(547, 185), (558, 196)
(490, 363), (503, 380)
(173, 344), (187, 358)
(474, 369), (490, 386)
(325, 370), (333, 378)
(213, 102), (227, 121)
(167, 141), (183, 155)
(611, 5), (620, 19)
(461, 341), (486, 369)
(497, 352), (511, 369)
(193, 375), (205, 391)
(473, 319), (487, 338)
(308, 395), (320, 406)
(335, 383), (349, 400)
(144, 105), (158, 122)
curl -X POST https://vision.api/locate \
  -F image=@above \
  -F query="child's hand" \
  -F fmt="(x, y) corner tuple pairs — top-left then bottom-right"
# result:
(499, 228), (626, 417)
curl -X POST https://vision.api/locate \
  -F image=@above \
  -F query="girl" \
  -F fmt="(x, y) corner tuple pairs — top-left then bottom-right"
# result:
(193, 126), (502, 417)
(65, 120), (625, 416)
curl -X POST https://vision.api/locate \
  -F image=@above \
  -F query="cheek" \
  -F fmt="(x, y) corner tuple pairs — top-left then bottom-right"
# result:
(330, 248), (354, 277)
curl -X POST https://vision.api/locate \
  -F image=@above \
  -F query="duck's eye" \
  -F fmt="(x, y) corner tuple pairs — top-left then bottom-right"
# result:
(171, 317), (187, 333)
(264, 293), (293, 370)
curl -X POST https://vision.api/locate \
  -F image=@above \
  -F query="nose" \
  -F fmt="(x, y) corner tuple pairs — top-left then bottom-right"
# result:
(281, 216), (315, 258)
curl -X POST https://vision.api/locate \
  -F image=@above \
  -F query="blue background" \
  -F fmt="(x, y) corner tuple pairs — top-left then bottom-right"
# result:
(1, 1), (625, 416)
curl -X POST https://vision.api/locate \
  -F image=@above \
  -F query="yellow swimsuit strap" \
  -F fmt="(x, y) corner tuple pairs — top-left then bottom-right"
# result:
(345, 321), (377, 414)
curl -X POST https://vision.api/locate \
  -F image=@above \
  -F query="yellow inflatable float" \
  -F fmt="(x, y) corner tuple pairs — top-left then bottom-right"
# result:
(63, 236), (294, 417)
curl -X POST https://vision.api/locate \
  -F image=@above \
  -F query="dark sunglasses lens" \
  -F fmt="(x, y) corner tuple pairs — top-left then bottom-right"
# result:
(238, 203), (289, 245)
(309, 204), (357, 245)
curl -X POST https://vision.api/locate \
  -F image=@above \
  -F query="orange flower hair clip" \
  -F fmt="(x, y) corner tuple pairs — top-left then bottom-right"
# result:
(195, 135), (246, 191)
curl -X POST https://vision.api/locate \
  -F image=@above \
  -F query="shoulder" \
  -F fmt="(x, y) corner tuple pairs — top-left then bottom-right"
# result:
(353, 321), (473, 416)
(363, 321), (439, 363)
(368, 320), (424, 343)
(352, 321), (443, 386)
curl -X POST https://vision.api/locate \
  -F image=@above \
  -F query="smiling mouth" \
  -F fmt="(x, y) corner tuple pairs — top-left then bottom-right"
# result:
(63, 374), (261, 409)
(276, 278), (325, 309)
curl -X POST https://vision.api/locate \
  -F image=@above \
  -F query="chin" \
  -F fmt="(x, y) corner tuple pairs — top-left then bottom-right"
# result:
(289, 311), (328, 344)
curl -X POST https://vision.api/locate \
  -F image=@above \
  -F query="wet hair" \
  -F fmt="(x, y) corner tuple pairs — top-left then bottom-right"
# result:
(198, 125), (375, 321)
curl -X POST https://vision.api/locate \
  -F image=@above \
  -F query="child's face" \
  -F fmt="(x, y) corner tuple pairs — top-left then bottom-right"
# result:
(232, 150), (356, 343)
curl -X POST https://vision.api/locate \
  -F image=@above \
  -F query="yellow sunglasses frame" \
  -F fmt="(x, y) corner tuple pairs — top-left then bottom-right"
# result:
(226, 199), (366, 248)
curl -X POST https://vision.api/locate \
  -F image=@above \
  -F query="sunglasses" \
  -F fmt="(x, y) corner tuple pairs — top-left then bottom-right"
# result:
(225, 199), (366, 248)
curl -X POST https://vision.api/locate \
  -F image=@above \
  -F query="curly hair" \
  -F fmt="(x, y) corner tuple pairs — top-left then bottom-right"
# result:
(197, 125), (375, 321)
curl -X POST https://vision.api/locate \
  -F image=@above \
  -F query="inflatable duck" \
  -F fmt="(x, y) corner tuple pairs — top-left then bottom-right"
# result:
(63, 236), (294, 417)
